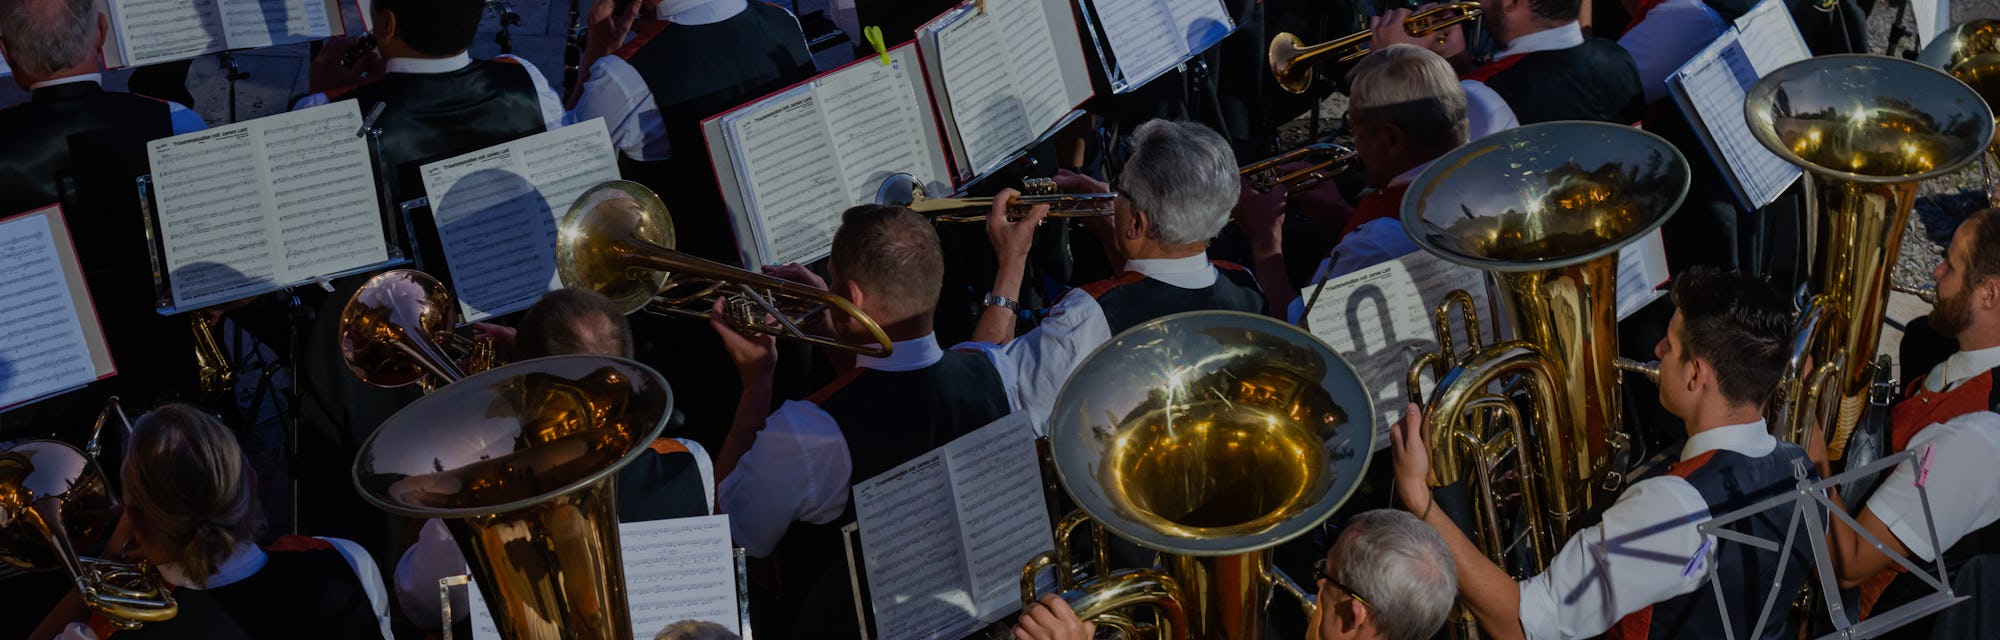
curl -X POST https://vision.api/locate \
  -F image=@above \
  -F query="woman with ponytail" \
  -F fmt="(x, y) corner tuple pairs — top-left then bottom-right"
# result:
(33, 404), (392, 639)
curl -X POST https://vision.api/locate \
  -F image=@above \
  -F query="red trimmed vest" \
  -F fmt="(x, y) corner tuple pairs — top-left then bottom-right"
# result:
(1463, 39), (1646, 125)
(97, 536), (381, 639)
(1340, 184), (1410, 239)
(1082, 260), (1265, 335)
(1889, 368), (2000, 453)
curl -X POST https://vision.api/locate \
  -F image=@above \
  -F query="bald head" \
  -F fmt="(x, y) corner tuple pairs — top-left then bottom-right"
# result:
(0, 0), (102, 82)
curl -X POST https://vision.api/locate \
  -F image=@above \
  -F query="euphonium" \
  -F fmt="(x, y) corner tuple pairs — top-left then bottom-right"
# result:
(1400, 122), (1689, 590)
(191, 313), (235, 395)
(557, 180), (895, 357)
(1745, 55), (1995, 456)
(1026, 311), (1375, 639)
(1240, 142), (1358, 193)
(353, 354), (673, 640)
(875, 172), (1118, 222)
(1269, 3), (1481, 94)
(0, 441), (178, 629)
(339, 269), (500, 390)
(1920, 20), (2000, 204)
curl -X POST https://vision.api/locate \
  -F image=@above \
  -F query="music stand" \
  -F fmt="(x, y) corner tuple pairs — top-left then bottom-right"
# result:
(437, 548), (756, 640)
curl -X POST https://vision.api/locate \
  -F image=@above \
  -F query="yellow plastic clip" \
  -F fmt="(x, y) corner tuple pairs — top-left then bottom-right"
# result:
(864, 26), (889, 66)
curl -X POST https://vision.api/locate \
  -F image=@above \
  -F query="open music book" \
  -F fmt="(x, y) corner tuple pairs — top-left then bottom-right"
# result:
(145, 99), (388, 311)
(851, 412), (1055, 640)
(465, 515), (743, 639)
(1078, 0), (1236, 93)
(917, 0), (1095, 180)
(419, 118), (619, 322)
(93, 0), (353, 69)
(0, 206), (115, 411)
(1666, 0), (1810, 211)
(702, 43), (952, 268)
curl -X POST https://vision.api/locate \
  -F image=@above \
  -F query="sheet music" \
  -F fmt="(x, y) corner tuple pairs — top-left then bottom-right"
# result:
(1301, 252), (1489, 452)
(990, 0), (1069, 130)
(1912, 0), (1946, 47)
(943, 413), (1055, 618)
(466, 515), (741, 639)
(148, 101), (385, 309)
(854, 453), (977, 640)
(1091, 0), (1186, 87)
(728, 91), (849, 266)
(420, 119), (617, 322)
(0, 209), (104, 409)
(1670, 27), (1798, 211)
(935, 10), (1032, 176)
(1734, 0), (1812, 76)
(217, 0), (333, 50)
(815, 51), (939, 210)
(1616, 230), (1670, 320)
(111, 0), (227, 67)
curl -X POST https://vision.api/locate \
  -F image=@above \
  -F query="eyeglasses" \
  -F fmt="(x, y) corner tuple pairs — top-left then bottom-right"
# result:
(1314, 558), (1370, 610)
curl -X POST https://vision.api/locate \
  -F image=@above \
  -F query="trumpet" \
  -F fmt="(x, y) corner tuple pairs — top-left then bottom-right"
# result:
(557, 180), (896, 357)
(1240, 142), (1357, 192)
(1270, 3), (1482, 94)
(338, 269), (499, 390)
(874, 172), (1116, 223)
(1, 441), (179, 629)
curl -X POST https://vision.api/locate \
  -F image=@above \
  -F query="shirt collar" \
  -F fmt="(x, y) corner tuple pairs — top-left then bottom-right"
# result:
(157, 542), (266, 590)
(1496, 21), (1584, 60)
(28, 73), (102, 91)
(385, 52), (473, 75)
(1680, 420), (1773, 461)
(855, 333), (944, 372)
(658, 0), (746, 24)
(1930, 344), (2000, 391)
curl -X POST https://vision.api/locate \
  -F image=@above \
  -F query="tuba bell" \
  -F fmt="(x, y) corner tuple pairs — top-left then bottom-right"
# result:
(0, 440), (178, 629)
(1026, 311), (1375, 639)
(1400, 122), (1689, 604)
(340, 269), (499, 390)
(352, 354), (674, 639)
(1745, 55), (1995, 457)
(1919, 19), (2000, 205)
(556, 180), (896, 356)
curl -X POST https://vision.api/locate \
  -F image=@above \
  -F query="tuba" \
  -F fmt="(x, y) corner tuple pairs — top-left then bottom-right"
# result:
(1025, 311), (1375, 639)
(557, 180), (895, 356)
(0, 441), (178, 629)
(1919, 19), (2000, 204)
(1746, 55), (1995, 456)
(339, 269), (499, 390)
(1269, 3), (1481, 94)
(1400, 122), (1689, 596)
(353, 354), (673, 639)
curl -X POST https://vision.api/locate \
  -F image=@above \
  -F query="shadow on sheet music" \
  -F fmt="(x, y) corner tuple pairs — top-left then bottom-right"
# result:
(240, 0), (313, 43)
(1341, 283), (1432, 371)
(1184, 18), (1230, 52)
(436, 169), (557, 318)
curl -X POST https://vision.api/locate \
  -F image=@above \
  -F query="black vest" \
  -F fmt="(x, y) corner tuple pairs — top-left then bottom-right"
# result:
(1091, 263), (1266, 334)
(764, 350), (1012, 640)
(117, 545), (384, 640)
(1483, 39), (1646, 126)
(617, 3), (814, 265)
(1635, 445), (1817, 640)
(615, 445), (711, 522)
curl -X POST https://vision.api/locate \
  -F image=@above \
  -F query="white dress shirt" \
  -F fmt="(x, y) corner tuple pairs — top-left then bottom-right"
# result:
(1867, 411), (2000, 562)
(291, 53), (565, 131)
(1517, 420), (1776, 640)
(32, 74), (206, 134)
(571, 0), (812, 162)
(1286, 163), (1429, 323)
(1616, 0), (1729, 103)
(1462, 22), (1589, 137)
(960, 254), (1222, 433)
(719, 334), (946, 557)
(1921, 344), (2000, 392)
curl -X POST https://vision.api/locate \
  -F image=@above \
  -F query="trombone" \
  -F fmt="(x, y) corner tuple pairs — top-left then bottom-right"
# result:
(1240, 142), (1357, 192)
(874, 172), (1116, 223)
(338, 269), (499, 390)
(557, 180), (896, 357)
(1270, 2), (1482, 94)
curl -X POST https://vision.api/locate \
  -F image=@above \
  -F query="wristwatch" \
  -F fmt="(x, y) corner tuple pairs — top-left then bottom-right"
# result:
(983, 292), (1022, 312)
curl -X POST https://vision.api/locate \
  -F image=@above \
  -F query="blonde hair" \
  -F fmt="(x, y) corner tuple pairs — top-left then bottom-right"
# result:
(123, 404), (262, 586)
(1348, 44), (1470, 152)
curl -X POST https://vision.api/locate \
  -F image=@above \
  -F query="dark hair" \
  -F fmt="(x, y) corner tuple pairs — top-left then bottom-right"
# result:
(517, 288), (634, 359)
(1669, 267), (1793, 407)
(830, 204), (943, 323)
(123, 404), (262, 587)
(376, 0), (484, 56)
(1959, 209), (2000, 285)
(1527, 0), (1581, 22)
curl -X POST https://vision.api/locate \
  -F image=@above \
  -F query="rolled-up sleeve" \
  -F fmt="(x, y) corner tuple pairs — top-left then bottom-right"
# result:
(1866, 411), (2000, 562)
(953, 290), (1113, 435)
(717, 400), (854, 557)
(1518, 476), (1713, 640)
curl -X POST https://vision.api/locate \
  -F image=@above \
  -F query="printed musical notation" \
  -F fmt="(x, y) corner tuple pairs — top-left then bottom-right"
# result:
(936, 10), (1032, 177)
(732, 93), (848, 266)
(147, 101), (387, 310)
(105, 0), (336, 67)
(465, 515), (741, 640)
(1667, 0), (1808, 211)
(0, 209), (107, 409)
(1088, 0), (1233, 90)
(853, 412), (1055, 640)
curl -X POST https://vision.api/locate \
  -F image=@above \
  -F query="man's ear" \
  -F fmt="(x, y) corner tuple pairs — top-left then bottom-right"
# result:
(1978, 275), (2000, 310)
(378, 9), (398, 46)
(1337, 596), (1369, 636)
(1379, 122), (1408, 154)
(843, 278), (867, 310)
(1129, 207), (1153, 240)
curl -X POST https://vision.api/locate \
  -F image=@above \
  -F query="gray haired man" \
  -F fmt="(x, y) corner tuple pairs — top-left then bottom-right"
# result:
(964, 119), (1265, 430)
(1012, 509), (1458, 640)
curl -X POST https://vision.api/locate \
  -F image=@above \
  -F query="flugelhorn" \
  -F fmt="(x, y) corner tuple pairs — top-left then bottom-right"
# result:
(1026, 311), (1374, 639)
(1269, 3), (1480, 94)
(1746, 55), (1994, 457)
(353, 354), (673, 639)
(1240, 142), (1357, 192)
(875, 172), (1117, 222)
(557, 180), (895, 357)
(339, 269), (499, 390)
(1400, 122), (1688, 624)
(0, 441), (178, 629)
